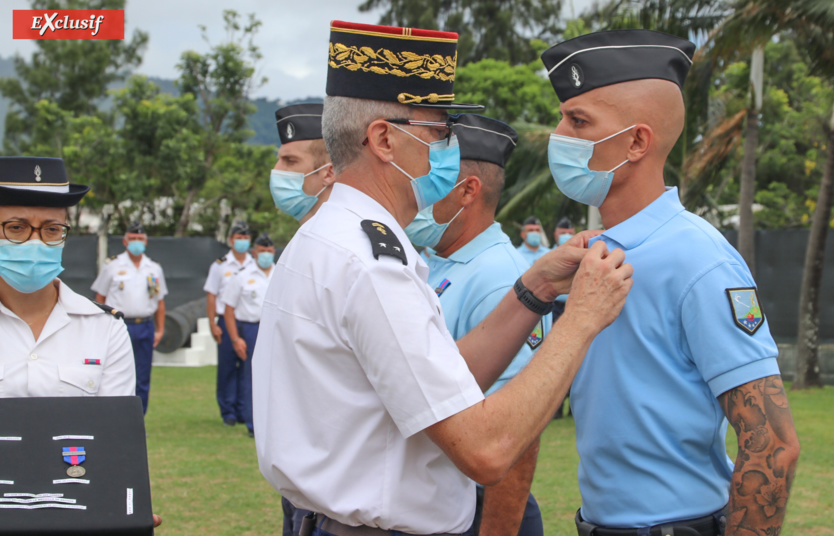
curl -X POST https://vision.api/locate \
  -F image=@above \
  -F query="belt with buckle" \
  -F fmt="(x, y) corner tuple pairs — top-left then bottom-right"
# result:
(301, 513), (463, 536)
(575, 509), (726, 536)
(124, 316), (152, 324)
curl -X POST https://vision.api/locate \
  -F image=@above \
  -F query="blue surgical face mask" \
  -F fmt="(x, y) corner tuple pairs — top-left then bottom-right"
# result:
(257, 251), (274, 269)
(269, 164), (331, 221)
(547, 125), (635, 207)
(233, 239), (250, 253)
(558, 233), (573, 246)
(525, 231), (542, 248)
(126, 240), (145, 256)
(0, 239), (64, 294)
(405, 202), (464, 249)
(388, 125), (461, 211)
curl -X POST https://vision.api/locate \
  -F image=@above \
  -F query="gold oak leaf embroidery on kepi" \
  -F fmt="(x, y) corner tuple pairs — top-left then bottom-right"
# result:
(329, 43), (457, 82)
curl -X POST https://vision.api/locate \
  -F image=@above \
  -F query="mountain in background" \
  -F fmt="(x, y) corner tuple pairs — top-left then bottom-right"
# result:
(0, 55), (321, 149)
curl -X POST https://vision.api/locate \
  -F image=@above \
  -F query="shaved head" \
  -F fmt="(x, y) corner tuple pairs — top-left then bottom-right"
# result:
(593, 79), (685, 159)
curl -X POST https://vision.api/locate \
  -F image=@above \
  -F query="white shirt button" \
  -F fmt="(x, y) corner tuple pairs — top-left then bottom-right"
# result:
(30, 353), (38, 360)
(87, 380), (95, 388)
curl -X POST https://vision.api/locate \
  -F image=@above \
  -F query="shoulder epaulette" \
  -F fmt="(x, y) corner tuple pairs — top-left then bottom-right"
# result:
(92, 301), (125, 320)
(216, 257), (225, 264)
(104, 255), (117, 264)
(360, 220), (407, 266)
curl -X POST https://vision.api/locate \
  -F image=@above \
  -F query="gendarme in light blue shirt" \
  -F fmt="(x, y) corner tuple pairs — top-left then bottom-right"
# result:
(427, 223), (551, 394)
(515, 242), (550, 268)
(574, 187), (780, 528)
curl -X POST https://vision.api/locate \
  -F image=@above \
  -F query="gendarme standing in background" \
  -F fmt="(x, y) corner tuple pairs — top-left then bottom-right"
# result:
(93, 220), (167, 414)
(203, 220), (254, 427)
(541, 29), (800, 535)
(270, 103), (335, 224)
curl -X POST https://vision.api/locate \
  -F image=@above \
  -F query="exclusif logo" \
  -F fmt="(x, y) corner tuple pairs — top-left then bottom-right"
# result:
(13, 10), (125, 40)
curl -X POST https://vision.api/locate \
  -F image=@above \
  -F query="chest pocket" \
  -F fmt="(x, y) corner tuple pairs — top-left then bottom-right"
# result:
(57, 365), (103, 396)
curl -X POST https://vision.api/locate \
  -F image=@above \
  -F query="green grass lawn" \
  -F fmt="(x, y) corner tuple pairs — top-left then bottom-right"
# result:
(146, 367), (834, 535)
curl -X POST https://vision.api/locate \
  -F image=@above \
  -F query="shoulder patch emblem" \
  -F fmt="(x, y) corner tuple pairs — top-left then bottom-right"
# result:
(727, 287), (764, 335)
(360, 220), (407, 265)
(92, 301), (125, 320)
(435, 278), (451, 297)
(527, 319), (544, 349)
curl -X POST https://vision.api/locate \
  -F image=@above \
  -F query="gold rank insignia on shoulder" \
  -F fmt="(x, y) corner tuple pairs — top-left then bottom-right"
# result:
(216, 257), (224, 264)
(104, 255), (117, 264)
(360, 220), (407, 265)
(91, 301), (124, 320)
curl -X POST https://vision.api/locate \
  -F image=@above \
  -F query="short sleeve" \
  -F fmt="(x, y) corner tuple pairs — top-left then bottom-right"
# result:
(343, 260), (484, 438)
(222, 274), (243, 310)
(156, 265), (168, 300)
(681, 261), (780, 397)
(98, 317), (136, 396)
(203, 262), (221, 294)
(90, 264), (112, 296)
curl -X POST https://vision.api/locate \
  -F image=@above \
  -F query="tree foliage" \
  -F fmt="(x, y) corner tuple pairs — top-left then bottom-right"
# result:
(358, 0), (564, 65)
(0, 0), (147, 154)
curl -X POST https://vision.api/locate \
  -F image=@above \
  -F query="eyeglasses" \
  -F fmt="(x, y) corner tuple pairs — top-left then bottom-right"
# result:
(362, 118), (454, 147)
(1, 220), (71, 246)
(386, 118), (452, 143)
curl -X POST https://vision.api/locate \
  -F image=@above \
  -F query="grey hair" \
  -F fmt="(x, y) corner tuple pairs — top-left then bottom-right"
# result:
(322, 96), (412, 174)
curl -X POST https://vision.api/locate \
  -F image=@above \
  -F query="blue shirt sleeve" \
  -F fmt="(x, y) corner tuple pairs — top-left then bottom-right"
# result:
(680, 260), (780, 397)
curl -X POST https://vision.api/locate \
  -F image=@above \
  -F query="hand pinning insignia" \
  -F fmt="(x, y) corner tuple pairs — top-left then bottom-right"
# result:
(361, 220), (407, 265)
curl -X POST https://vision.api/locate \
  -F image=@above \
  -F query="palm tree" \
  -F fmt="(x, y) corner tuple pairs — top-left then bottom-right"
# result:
(710, 0), (834, 388)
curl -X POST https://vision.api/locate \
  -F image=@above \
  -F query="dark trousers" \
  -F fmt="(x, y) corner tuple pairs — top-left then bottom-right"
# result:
(126, 321), (154, 414)
(472, 486), (543, 536)
(237, 321), (258, 432)
(283, 496), (312, 536)
(216, 316), (242, 422)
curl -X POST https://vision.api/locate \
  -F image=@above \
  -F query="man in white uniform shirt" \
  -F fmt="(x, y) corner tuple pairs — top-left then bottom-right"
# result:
(222, 232), (275, 438)
(92, 221), (167, 414)
(253, 21), (633, 536)
(203, 220), (254, 427)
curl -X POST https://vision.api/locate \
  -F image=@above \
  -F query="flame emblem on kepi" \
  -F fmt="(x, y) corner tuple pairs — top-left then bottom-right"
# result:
(34, 165), (42, 182)
(570, 64), (584, 88)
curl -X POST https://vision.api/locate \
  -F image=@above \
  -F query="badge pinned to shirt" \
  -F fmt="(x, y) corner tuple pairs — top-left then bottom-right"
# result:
(726, 287), (764, 335)
(527, 319), (544, 349)
(147, 275), (160, 299)
(83, 359), (101, 366)
(435, 279), (451, 297)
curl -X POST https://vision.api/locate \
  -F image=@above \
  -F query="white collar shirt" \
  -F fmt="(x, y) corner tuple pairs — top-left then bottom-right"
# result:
(203, 250), (254, 315)
(0, 280), (136, 398)
(222, 263), (274, 323)
(90, 251), (167, 318)
(252, 183), (484, 534)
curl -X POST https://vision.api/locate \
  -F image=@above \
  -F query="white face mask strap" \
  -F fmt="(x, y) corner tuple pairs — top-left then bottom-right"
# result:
(304, 163), (332, 178)
(609, 159), (630, 173)
(447, 205), (464, 225)
(593, 124), (636, 146)
(390, 123), (430, 148)
(389, 161), (416, 182)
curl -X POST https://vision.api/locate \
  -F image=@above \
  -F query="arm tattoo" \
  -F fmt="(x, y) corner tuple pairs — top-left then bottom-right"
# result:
(718, 375), (799, 536)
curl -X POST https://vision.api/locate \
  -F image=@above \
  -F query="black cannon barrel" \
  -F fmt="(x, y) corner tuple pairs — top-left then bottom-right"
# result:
(156, 297), (208, 354)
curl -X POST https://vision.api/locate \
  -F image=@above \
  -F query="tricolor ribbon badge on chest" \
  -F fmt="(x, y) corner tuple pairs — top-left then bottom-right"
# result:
(726, 287), (764, 335)
(147, 274), (159, 298)
(435, 278), (451, 297)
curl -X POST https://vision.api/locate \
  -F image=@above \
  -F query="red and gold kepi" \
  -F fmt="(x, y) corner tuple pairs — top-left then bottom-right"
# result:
(326, 20), (483, 111)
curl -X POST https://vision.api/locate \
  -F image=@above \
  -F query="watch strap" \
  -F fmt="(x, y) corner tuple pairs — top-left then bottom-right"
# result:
(513, 277), (554, 315)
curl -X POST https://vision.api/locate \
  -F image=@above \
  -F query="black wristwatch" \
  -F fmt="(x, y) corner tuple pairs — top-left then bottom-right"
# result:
(513, 277), (555, 315)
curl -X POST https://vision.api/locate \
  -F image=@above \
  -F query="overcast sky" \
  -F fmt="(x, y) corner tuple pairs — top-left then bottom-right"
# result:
(4, 0), (595, 102)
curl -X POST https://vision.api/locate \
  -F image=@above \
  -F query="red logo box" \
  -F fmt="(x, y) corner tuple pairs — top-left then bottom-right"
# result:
(13, 10), (124, 40)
